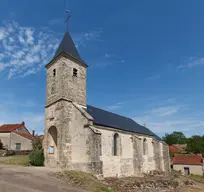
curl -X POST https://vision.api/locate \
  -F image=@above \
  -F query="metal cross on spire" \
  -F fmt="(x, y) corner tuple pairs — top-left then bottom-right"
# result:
(65, 9), (71, 30)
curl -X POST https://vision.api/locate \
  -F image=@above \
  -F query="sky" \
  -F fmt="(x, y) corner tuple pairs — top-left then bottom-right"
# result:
(0, 0), (204, 137)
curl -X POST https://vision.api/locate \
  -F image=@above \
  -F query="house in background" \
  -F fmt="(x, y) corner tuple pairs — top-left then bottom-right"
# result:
(169, 144), (187, 154)
(173, 154), (204, 176)
(0, 121), (33, 151)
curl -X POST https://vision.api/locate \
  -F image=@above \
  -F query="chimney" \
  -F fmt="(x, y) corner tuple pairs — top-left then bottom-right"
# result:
(32, 130), (35, 136)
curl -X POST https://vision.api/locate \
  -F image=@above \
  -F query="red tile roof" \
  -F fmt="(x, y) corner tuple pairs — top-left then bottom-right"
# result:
(13, 131), (34, 140)
(173, 154), (203, 165)
(0, 122), (33, 140)
(169, 145), (181, 153)
(169, 144), (187, 153)
(0, 122), (24, 133)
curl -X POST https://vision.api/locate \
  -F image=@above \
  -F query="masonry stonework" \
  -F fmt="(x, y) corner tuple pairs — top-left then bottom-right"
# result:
(46, 56), (86, 107)
(44, 31), (170, 178)
(163, 143), (171, 173)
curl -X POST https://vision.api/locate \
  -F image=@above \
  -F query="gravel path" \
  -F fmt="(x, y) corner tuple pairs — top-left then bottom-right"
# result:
(0, 164), (89, 192)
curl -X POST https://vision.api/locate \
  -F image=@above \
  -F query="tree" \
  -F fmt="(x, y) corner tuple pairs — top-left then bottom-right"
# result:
(32, 137), (43, 150)
(29, 137), (44, 166)
(162, 131), (187, 145)
(187, 135), (204, 156)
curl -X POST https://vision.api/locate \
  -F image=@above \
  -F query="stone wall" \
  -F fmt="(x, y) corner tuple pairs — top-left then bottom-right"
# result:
(94, 126), (134, 177)
(132, 135), (143, 176)
(46, 56), (87, 107)
(163, 143), (170, 173)
(44, 100), (64, 167)
(93, 125), (169, 177)
(44, 101), (102, 175)
(153, 140), (161, 170)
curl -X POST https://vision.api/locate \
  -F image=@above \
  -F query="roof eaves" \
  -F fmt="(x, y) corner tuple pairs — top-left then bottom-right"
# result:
(45, 52), (88, 68)
(93, 122), (160, 140)
(174, 163), (203, 166)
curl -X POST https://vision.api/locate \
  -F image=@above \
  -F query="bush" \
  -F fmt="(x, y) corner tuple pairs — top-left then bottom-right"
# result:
(29, 149), (44, 166)
(32, 137), (43, 150)
(0, 140), (3, 149)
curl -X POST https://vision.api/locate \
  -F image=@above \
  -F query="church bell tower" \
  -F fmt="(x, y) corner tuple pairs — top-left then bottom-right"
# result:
(44, 11), (88, 167)
(45, 29), (88, 107)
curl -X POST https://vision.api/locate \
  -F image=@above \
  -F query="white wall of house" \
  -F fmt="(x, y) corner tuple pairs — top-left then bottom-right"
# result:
(174, 164), (203, 176)
(0, 132), (32, 150)
(0, 133), (11, 149)
(10, 132), (32, 150)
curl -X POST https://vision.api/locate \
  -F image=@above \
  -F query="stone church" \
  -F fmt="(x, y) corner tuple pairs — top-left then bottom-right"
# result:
(44, 28), (170, 177)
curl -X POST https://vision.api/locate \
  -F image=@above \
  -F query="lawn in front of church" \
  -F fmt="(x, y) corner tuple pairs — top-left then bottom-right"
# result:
(0, 155), (29, 166)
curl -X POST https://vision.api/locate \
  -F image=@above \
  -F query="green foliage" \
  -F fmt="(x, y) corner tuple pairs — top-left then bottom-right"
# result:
(0, 140), (3, 149)
(187, 135), (204, 156)
(163, 131), (204, 157)
(32, 137), (43, 150)
(162, 131), (187, 145)
(29, 149), (44, 166)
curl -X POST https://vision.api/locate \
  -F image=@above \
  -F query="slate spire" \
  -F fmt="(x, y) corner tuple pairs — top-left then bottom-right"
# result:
(54, 30), (82, 62)
(53, 9), (86, 65)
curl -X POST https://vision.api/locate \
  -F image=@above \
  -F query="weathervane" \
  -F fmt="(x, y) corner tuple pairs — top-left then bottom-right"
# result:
(65, 9), (71, 30)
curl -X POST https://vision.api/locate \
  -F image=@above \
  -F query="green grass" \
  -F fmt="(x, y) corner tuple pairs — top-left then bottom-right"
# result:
(59, 170), (115, 192)
(189, 174), (204, 184)
(0, 155), (30, 166)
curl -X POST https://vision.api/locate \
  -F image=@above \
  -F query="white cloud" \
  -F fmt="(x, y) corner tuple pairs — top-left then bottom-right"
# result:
(73, 28), (102, 48)
(147, 74), (160, 80)
(0, 21), (103, 79)
(177, 57), (204, 69)
(0, 21), (59, 79)
(48, 19), (62, 26)
(108, 105), (121, 110)
(107, 102), (125, 110)
(0, 62), (4, 71)
(152, 105), (180, 116)
(134, 100), (203, 137)
(105, 53), (110, 58)
(0, 27), (5, 40)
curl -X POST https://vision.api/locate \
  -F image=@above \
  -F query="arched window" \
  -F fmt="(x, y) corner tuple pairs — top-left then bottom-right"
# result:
(143, 138), (148, 155)
(48, 126), (57, 154)
(113, 133), (119, 156)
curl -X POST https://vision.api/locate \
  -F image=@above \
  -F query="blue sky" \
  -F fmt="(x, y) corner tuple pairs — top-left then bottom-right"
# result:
(0, 0), (204, 137)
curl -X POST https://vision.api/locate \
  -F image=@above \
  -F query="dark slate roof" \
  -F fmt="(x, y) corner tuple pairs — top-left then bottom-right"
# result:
(86, 105), (162, 141)
(54, 30), (85, 64)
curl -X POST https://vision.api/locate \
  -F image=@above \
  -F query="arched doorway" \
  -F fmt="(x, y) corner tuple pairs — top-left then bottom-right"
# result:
(47, 126), (57, 154)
